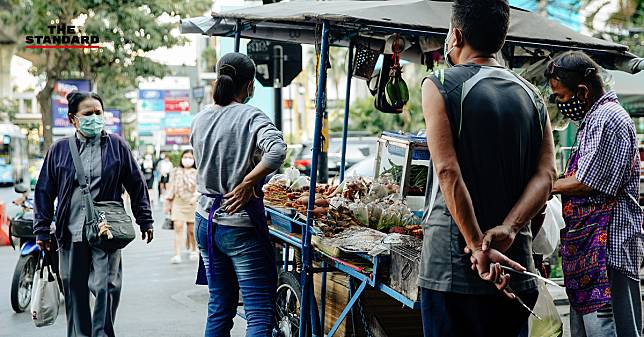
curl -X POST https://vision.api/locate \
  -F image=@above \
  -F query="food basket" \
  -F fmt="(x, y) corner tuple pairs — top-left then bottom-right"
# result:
(388, 241), (422, 301)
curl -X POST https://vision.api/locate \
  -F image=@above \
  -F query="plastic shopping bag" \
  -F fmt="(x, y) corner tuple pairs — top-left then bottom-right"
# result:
(529, 282), (563, 337)
(533, 197), (565, 256)
(31, 254), (60, 327)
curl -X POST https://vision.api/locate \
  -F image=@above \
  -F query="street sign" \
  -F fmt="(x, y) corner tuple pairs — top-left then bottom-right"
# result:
(51, 79), (91, 133)
(164, 99), (190, 112)
(104, 109), (121, 135)
(192, 86), (205, 104)
(247, 40), (302, 87)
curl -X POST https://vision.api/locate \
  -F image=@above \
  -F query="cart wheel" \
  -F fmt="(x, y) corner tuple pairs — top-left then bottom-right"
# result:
(275, 271), (301, 337)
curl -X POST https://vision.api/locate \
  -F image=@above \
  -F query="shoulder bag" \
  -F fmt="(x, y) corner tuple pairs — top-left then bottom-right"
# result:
(68, 136), (135, 250)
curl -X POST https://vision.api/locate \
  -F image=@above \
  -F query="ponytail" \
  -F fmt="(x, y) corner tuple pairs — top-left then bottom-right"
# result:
(212, 52), (257, 107)
(213, 74), (236, 106)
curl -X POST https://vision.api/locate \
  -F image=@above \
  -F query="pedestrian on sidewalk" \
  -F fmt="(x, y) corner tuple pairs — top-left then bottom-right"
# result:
(191, 52), (287, 337)
(547, 51), (643, 337)
(141, 153), (155, 191)
(419, 0), (556, 336)
(33, 91), (154, 337)
(165, 149), (198, 264)
(157, 152), (174, 198)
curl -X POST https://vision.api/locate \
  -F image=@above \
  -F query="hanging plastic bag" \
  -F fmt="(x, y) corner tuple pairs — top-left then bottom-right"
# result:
(290, 176), (310, 191)
(533, 197), (565, 256)
(285, 167), (301, 183)
(31, 253), (60, 327)
(266, 174), (290, 188)
(529, 282), (563, 337)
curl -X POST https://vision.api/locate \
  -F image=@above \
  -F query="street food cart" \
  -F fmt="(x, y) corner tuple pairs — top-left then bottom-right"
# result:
(181, 1), (642, 336)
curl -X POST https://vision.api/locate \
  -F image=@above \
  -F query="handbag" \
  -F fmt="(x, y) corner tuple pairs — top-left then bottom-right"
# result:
(31, 252), (60, 327)
(68, 136), (135, 250)
(162, 217), (174, 230)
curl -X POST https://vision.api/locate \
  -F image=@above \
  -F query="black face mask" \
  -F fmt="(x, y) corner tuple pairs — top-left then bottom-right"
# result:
(557, 96), (586, 121)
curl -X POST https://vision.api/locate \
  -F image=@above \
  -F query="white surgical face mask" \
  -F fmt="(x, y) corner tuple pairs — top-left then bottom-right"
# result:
(182, 158), (194, 168)
(443, 24), (456, 67)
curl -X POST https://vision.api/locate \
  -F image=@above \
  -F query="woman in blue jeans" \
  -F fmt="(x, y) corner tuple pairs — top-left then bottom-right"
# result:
(190, 52), (287, 337)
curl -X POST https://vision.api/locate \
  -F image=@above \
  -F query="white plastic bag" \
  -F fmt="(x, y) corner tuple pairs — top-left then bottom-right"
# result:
(529, 282), (563, 337)
(31, 256), (60, 327)
(533, 197), (565, 256)
(285, 167), (301, 183)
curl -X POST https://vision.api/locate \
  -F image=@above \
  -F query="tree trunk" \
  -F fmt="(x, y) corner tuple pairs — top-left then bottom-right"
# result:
(38, 49), (72, 151)
(37, 76), (56, 151)
(537, 0), (548, 16)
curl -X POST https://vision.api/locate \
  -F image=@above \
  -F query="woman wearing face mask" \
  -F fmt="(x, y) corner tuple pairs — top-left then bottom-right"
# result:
(547, 51), (643, 337)
(165, 149), (198, 264)
(190, 52), (287, 336)
(34, 91), (154, 337)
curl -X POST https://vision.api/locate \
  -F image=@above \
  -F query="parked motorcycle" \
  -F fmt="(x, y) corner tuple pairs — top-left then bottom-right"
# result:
(8, 183), (58, 313)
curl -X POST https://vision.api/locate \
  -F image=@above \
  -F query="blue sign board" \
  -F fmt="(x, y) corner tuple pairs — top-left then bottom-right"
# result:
(163, 113), (192, 128)
(138, 90), (164, 100)
(164, 89), (190, 98)
(51, 79), (92, 131)
(105, 109), (121, 135)
(137, 99), (164, 112)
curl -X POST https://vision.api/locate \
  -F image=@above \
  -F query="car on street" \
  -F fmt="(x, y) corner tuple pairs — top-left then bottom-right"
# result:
(290, 136), (378, 178)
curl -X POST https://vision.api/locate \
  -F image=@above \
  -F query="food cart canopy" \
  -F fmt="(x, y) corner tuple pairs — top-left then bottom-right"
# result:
(609, 70), (644, 116)
(181, 0), (643, 73)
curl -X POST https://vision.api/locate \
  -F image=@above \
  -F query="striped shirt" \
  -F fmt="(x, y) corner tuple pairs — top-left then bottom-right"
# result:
(574, 91), (643, 280)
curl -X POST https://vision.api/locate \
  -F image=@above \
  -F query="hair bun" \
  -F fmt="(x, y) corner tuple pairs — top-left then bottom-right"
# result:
(66, 90), (80, 102)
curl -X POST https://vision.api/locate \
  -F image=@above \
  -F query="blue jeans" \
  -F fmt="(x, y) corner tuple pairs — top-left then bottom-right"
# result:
(421, 287), (538, 337)
(195, 213), (277, 337)
(570, 267), (642, 337)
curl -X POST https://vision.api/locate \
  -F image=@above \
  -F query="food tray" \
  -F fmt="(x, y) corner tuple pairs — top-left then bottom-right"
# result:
(313, 227), (387, 256)
(312, 235), (348, 258)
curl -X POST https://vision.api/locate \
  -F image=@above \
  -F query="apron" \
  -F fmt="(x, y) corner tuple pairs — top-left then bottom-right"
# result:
(561, 146), (616, 315)
(195, 182), (272, 285)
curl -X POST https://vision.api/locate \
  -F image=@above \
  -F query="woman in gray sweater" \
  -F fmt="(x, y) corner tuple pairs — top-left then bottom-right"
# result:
(190, 52), (287, 337)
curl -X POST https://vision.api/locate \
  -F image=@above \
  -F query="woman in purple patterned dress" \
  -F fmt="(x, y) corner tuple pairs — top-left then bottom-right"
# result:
(548, 51), (643, 337)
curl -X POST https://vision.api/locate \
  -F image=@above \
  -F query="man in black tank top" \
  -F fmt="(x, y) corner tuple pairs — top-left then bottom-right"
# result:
(419, 1), (556, 336)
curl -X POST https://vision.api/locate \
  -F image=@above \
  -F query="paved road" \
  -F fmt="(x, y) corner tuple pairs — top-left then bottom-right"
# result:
(0, 187), (246, 337)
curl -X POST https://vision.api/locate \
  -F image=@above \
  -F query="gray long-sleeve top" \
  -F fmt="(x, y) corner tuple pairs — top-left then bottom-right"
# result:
(190, 103), (287, 226)
(68, 132), (102, 242)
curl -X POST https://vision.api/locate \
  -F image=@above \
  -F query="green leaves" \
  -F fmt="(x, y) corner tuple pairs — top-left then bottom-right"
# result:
(2, 0), (210, 144)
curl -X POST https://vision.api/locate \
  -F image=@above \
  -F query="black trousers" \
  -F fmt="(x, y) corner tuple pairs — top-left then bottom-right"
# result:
(420, 287), (538, 337)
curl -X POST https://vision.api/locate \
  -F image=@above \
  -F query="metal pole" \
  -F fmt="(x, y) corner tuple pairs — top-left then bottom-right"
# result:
(320, 261), (327, 333)
(273, 45), (284, 130)
(234, 19), (242, 52)
(299, 20), (329, 337)
(339, 40), (354, 182)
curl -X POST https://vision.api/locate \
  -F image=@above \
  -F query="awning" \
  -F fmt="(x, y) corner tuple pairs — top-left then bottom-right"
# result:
(180, 0), (643, 73)
(609, 70), (644, 116)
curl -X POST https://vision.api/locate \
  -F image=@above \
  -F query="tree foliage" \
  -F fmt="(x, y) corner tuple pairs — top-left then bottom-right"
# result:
(0, 0), (211, 148)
